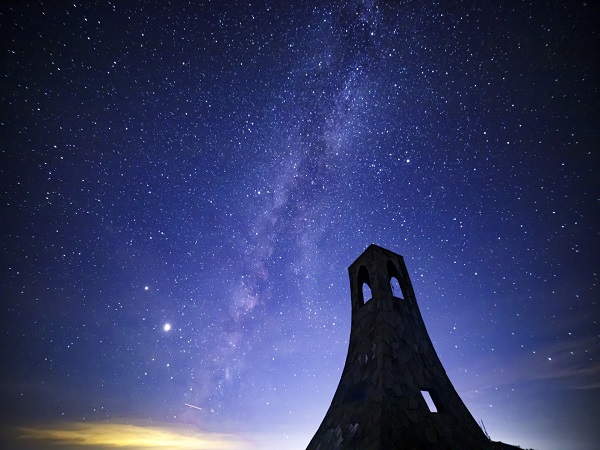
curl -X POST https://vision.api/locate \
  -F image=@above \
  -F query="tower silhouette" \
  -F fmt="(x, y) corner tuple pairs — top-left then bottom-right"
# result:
(306, 244), (493, 450)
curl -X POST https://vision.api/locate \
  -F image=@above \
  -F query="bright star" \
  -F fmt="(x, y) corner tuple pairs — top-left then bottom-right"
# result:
(163, 323), (171, 332)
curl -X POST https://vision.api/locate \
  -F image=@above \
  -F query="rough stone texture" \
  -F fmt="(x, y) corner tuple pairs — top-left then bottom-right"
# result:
(306, 244), (496, 450)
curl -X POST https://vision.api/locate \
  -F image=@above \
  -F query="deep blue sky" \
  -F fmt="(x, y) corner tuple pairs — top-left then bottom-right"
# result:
(1, 1), (598, 449)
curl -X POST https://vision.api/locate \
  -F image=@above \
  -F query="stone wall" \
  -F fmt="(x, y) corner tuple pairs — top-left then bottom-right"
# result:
(306, 245), (495, 450)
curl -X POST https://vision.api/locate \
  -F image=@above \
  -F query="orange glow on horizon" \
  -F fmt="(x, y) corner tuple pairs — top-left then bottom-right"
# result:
(14, 420), (255, 449)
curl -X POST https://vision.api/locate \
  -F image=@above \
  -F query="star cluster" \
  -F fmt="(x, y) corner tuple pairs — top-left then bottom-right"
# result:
(1, 1), (598, 449)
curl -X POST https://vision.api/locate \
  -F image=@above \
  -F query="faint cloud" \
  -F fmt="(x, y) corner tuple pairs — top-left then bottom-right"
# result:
(12, 420), (255, 450)
(458, 335), (600, 394)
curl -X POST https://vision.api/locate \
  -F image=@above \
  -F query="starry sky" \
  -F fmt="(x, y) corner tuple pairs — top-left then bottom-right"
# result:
(1, 1), (598, 449)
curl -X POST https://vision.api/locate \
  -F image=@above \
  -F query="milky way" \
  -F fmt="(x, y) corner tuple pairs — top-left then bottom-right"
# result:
(1, 2), (598, 449)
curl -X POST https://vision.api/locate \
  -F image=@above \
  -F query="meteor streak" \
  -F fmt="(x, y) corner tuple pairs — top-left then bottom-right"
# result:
(185, 403), (203, 410)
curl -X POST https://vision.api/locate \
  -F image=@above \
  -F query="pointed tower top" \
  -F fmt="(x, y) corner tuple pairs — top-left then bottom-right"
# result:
(349, 243), (401, 268)
(347, 244), (416, 320)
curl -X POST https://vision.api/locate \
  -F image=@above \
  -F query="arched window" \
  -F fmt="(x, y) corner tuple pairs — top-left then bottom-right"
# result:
(387, 260), (404, 299)
(357, 265), (372, 304)
(390, 276), (402, 298)
(362, 283), (372, 303)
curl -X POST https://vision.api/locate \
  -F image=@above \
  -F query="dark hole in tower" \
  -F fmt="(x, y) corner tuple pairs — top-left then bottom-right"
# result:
(387, 259), (404, 299)
(358, 265), (372, 304)
(420, 390), (440, 413)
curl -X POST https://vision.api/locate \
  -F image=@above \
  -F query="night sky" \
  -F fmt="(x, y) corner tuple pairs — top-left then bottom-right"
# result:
(1, 1), (598, 449)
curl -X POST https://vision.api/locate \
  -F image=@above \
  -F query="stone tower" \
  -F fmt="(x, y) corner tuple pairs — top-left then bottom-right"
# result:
(306, 244), (493, 450)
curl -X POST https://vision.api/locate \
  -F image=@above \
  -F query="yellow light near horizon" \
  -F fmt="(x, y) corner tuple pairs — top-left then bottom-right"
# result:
(16, 421), (254, 449)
